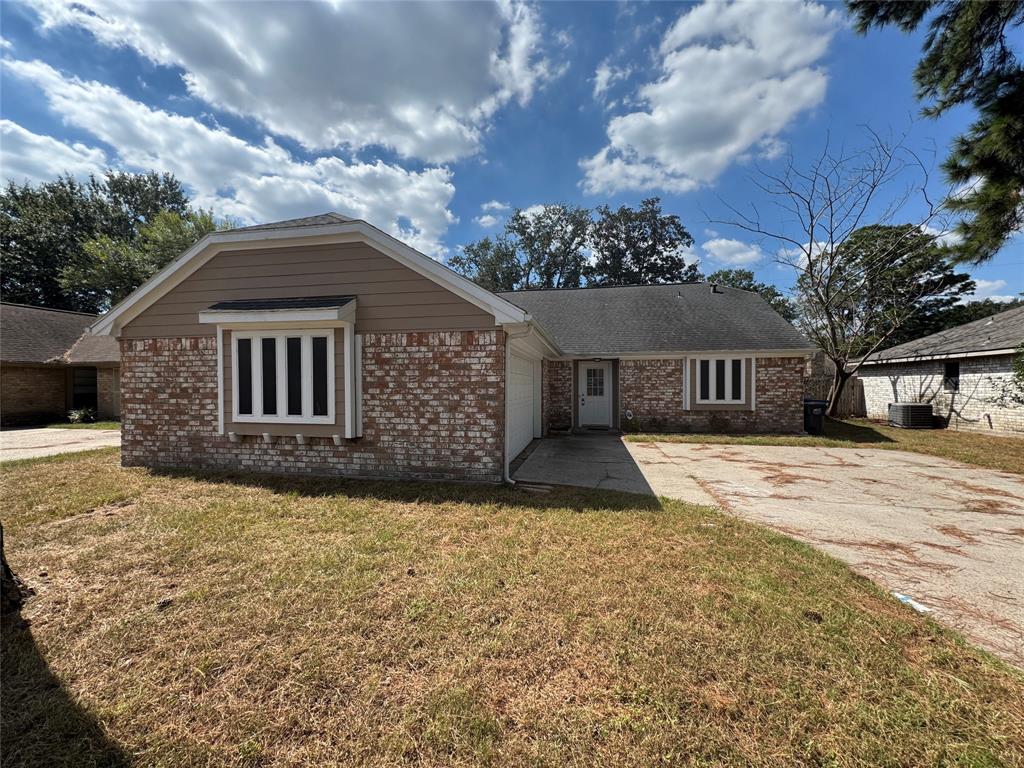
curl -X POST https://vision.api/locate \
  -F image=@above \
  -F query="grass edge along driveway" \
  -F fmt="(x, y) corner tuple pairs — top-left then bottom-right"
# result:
(2, 448), (1022, 767)
(626, 418), (1024, 475)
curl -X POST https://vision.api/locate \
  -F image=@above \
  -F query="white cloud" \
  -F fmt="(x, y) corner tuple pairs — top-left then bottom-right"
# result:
(481, 200), (510, 211)
(592, 59), (631, 100)
(4, 59), (455, 255)
(474, 214), (502, 228)
(580, 0), (840, 194)
(703, 237), (765, 265)
(922, 224), (964, 248)
(27, 0), (565, 163)
(0, 119), (107, 181)
(969, 278), (1017, 303)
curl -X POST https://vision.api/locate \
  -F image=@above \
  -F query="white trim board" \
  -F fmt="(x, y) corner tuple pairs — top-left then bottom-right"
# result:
(556, 348), (815, 361)
(91, 219), (528, 336)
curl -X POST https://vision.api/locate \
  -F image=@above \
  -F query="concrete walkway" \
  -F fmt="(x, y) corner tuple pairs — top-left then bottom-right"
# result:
(0, 427), (121, 462)
(516, 435), (1024, 666)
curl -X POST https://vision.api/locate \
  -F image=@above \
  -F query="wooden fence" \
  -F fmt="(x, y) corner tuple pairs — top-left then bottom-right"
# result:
(803, 375), (866, 418)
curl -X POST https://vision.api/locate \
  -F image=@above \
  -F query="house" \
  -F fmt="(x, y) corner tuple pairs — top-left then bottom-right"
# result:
(0, 302), (121, 427)
(859, 304), (1024, 435)
(90, 213), (813, 482)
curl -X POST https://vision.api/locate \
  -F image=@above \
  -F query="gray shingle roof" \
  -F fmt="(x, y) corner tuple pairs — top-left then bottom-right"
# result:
(64, 331), (120, 365)
(498, 283), (811, 355)
(0, 303), (110, 364)
(207, 296), (355, 311)
(233, 212), (354, 232)
(865, 304), (1024, 362)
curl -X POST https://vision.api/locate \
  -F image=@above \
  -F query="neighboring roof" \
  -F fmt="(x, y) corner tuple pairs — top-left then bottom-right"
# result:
(207, 296), (355, 311)
(63, 331), (120, 365)
(0, 302), (114, 364)
(232, 212), (354, 232)
(863, 304), (1024, 364)
(92, 213), (527, 335)
(498, 283), (812, 356)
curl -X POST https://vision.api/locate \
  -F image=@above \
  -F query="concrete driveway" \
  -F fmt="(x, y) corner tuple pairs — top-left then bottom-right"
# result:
(516, 435), (1024, 666)
(0, 427), (121, 462)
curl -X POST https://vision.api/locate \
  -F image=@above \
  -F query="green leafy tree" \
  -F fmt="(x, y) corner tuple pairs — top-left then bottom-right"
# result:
(1, 171), (189, 311)
(62, 209), (221, 306)
(705, 268), (799, 323)
(796, 224), (974, 413)
(506, 204), (592, 289)
(447, 235), (523, 292)
(847, 0), (1024, 262)
(589, 198), (698, 286)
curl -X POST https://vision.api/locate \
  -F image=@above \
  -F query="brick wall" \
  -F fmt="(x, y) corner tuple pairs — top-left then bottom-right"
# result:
(120, 331), (506, 482)
(96, 366), (120, 421)
(542, 359), (572, 432)
(860, 355), (1023, 435)
(0, 365), (67, 426)
(618, 356), (805, 433)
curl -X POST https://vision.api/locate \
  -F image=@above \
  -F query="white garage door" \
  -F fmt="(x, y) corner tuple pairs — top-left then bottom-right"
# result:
(508, 352), (537, 459)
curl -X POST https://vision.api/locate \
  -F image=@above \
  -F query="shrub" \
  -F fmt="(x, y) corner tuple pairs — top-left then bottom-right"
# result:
(67, 408), (97, 424)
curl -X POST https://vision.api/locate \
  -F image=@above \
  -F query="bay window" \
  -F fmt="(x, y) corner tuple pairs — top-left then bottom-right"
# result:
(232, 330), (334, 423)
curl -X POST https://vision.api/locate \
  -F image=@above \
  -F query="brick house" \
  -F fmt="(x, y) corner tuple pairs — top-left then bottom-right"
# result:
(859, 305), (1024, 435)
(90, 213), (813, 482)
(0, 303), (121, 427)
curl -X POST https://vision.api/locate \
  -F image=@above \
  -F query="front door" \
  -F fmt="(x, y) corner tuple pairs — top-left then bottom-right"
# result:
(579, 361), (612, 427)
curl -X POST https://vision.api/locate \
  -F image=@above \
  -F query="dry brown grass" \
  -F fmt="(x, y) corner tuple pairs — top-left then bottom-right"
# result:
(2, 448), (1023, 767)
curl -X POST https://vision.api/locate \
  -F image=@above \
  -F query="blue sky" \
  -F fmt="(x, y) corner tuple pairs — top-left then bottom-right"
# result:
(1, 0), (1020, 302)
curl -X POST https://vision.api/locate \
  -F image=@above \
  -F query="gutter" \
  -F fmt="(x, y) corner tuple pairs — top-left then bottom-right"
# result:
(859, 347), (1017, 366)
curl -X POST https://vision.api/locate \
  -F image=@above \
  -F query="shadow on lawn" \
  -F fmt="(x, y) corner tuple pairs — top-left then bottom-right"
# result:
(1, 613), (130, 768)
(823, 418), (896, 444)
(150, 465), (664, 513)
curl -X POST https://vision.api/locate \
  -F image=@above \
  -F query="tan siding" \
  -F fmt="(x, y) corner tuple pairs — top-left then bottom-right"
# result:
(121, 242), (494, 338)
(223, 329), (347, 437)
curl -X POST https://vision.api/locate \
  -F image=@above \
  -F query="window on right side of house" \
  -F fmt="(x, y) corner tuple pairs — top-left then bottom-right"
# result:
(943, 360), (960, 393)
(696, 357), (745, 404)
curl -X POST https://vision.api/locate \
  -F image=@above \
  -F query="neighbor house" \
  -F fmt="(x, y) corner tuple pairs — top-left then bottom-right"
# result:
(90, 213), (813, 482)
(859, 304), (1024, 435)
(0, 302), (121, 427)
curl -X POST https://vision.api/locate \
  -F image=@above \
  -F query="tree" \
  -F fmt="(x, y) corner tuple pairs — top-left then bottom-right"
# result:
(714, 131), (972, 415)
(705, 268), (799, 323)
(589, 198), (699, 285)
(1, 171), (190, 312)
(447, 235), (523, 292)
(847, 0), (1024, 262)
(62, 209), (220, 306)
(506, 204), (592, 289)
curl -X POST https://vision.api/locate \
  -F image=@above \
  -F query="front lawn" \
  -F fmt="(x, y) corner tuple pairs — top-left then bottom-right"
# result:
(2, 449), (1022, 767)
(44, 421), (121, 430)
(627, 418), (1024, 475)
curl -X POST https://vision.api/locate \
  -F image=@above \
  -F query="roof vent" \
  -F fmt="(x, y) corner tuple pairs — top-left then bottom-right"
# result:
(710, 283), (722, 294)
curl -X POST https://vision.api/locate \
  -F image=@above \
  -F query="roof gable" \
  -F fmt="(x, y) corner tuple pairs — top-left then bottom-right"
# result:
(92, 215), (527, 335)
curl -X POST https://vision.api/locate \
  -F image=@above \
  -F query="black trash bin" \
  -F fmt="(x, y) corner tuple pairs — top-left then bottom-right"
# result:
(803, 399), (828, 435)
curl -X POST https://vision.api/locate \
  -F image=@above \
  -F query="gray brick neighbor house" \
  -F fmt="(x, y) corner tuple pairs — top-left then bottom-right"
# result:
(859, 304), (1024, 435)
(90, 213), (814, 482)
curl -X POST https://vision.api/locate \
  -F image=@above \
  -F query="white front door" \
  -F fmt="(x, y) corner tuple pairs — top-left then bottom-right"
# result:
(578, 361), (612, 427)
(508, 352), (537, 458)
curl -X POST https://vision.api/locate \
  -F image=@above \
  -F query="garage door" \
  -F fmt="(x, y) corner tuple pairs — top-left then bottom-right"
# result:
(508, 352), (537, 459)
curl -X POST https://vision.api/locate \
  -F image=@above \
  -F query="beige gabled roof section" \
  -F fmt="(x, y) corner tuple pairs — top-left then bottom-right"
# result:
(91, 215), (529, 336)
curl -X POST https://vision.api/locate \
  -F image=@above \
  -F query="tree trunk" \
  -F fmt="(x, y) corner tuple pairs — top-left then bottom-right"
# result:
(827, 366), (852, 418)
(1, 523), (27, 615)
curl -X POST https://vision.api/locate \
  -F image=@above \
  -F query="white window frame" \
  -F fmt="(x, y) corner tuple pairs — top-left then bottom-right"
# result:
(231, 329), (335, 425)
(695, 356), (746, 405)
